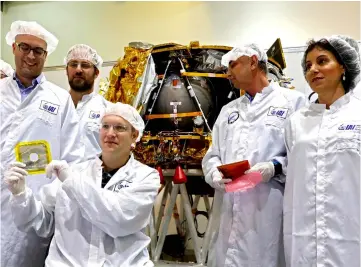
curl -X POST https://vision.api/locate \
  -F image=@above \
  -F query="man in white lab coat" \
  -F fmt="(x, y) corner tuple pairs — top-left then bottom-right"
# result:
(5, 102), (160, 267)
(0, 59), (14, 78)
(202, 43), (306, 267)
(0, 21), (84, 267)
(65, 44), (110, 159)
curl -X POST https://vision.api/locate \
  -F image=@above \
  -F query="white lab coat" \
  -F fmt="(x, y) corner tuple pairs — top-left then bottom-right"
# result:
(0, 76), (84, 267)
(202, 82), (306, 267)
(283, 92), (361, 267)
(10, 155), (160, 267)
(352, 80), (361, 100)
(76, 92), (110, 159)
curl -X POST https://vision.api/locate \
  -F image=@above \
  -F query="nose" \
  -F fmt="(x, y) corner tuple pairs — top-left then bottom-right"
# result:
(27, 50), (35, 60)
(75, 64), (83, 72)
(227, 68), (232, 79)
(106, 126), (116, 136)
(309, 64), (319, 74)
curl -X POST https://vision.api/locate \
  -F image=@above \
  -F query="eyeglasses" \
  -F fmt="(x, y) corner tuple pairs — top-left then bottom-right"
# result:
(101, 123), (128, 133)
(67, 61), (94, 70)
(16, 42), (47, 57)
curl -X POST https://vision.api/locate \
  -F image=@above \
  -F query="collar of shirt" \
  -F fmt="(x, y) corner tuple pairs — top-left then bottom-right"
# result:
(80, 91), (95, 103)
(244, 92), (254, 103)
(243, 81), (275, 104)
(309, 92), (351, 113)
(13, 73), (43, 93)
(99, 155), (120, 188)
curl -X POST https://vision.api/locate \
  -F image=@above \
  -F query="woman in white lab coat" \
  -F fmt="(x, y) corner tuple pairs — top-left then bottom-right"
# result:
(5, 102), (161, 267)
(283, 35), (361, 267)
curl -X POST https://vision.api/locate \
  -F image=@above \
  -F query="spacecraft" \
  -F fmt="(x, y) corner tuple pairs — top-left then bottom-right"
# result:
(104, 39), (292, 169)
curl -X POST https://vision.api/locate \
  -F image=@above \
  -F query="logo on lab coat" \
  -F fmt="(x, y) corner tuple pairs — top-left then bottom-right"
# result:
(267, 107), (288, 119)
(228, 111), (239, 124)
(113, 180), (133, 192)
(338, 124), (361, 131)
(89, 111), (101, 119)
(39, 100), (59, 115)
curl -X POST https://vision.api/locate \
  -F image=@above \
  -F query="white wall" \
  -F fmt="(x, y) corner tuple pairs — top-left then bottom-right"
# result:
(1, 1), (360, 67)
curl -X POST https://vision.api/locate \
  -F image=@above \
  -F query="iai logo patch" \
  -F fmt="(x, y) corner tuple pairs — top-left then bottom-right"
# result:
(228, 111), (239, 124)
(267, 107), (288, 119)
(89, 111), (101, 119)
(338, 124), (361, 131)
(113, 180), (132, 192)
(39, 100), (59, 115)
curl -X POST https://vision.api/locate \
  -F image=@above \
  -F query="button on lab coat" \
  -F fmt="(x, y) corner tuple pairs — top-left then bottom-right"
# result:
(10, 155), (160, 267)
(202, 82), (306, 267)
(283, 92), (361, 267)
(0, 76), (84, 267)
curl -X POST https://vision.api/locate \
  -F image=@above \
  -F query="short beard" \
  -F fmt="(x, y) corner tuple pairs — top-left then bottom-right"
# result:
(69, 78), (94, 92)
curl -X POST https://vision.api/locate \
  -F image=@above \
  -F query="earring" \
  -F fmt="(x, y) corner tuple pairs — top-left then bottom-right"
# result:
(342, 74), (346, 81)
(130, 143), (136, 150)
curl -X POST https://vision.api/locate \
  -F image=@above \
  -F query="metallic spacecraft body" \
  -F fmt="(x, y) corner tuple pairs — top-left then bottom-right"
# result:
(104, 39), (292, 169)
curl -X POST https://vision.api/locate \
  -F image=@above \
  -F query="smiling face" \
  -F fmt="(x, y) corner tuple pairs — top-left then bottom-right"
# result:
(304, 46), (345, 95)
(12, 34), (47, 80)
(100, 115), (138, 156)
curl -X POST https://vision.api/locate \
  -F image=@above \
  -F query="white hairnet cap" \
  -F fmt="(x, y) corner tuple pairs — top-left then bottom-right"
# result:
(6, 21), (59, 54)
(65, 44), (103, 69)
(302, 35), (361, 91)
(327, 35), (361, 90)
(102, 102), (145, 142)
(221, 43), (268, 67)
(0, 59), (14, 77)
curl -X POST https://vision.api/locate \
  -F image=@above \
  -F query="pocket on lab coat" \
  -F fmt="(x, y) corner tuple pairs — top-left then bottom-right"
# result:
(36, 110), (56, 126)
(86, 121), (101, 133)
(264, 117), (285, 129)
(335, 135), (360, 153)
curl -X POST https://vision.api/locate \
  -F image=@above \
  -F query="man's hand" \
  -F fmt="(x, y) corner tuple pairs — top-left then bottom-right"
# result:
(245, 162), (275, 183)
(45, 160), (71, 182)
(211, 171), (232, 192)
(4, 162), (28, 195)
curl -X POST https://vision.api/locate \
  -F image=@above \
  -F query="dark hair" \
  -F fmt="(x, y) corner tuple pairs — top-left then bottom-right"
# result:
(258, 61), (268, 74)
(302, 39), (351, 93)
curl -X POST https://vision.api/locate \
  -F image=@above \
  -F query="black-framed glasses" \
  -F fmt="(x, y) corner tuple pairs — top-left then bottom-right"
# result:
(16, 42), (47, 57)
(67, 61), (94, 70)
(101, 123), (128, 133)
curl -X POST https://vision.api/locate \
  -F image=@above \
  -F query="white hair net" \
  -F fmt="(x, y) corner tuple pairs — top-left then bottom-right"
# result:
(221, 43), (268, 67)
(328, 35), (361, 90)
(302, 35), (361, 91)
(0, 59), (14, 77)
(64, 44), (103, 69)
(6, 21), (59, 54)
(102, 102), (145, 142)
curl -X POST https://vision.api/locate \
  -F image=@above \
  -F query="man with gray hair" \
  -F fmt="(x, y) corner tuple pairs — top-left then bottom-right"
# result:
(65, 44), (110, 159)
(202, 43), (306, 267)
(1, 21), (84, 267)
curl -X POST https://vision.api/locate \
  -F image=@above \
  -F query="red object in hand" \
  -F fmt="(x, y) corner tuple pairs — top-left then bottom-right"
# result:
(217, 160), (250, 180)
(225, 172), (262, 193)
(173, 165), (187, 184)
(156, 166), (165, 185)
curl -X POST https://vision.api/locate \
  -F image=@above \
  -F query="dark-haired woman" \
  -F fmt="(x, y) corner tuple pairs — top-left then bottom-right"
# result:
(283, 35), (361, 267)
